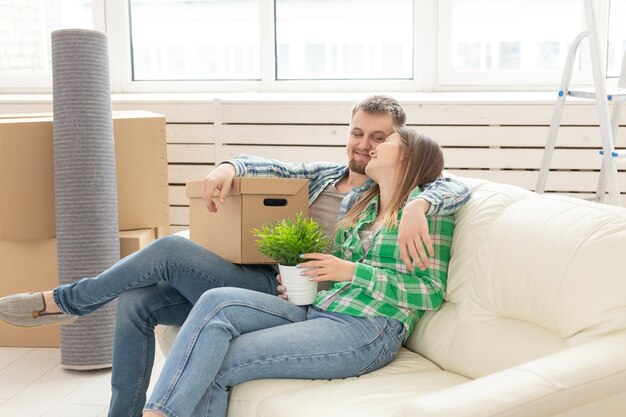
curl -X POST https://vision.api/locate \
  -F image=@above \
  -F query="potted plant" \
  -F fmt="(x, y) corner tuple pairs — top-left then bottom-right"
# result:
(253, 212), (331, 305)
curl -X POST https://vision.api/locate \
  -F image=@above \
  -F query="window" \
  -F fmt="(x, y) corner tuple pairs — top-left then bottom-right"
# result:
(0, 0), (93, 90)
(439, 0), (585, 86)
(128, 0), (261, 81)
(607, 0), (626, 77)
(274, 0), (413, 80)
(2, 0), (625, 93)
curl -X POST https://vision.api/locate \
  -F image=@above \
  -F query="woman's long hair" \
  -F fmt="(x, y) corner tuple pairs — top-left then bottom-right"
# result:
(339, 128), (444, 230)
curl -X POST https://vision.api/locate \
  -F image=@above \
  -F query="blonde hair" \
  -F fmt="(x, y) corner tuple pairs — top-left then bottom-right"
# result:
(339, 128), (444, 230)
(351, 95), (406, 129)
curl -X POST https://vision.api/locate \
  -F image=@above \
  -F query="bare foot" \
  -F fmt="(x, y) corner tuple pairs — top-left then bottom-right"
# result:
(42, 291), (61, 314)
(143, 411), (165, 417)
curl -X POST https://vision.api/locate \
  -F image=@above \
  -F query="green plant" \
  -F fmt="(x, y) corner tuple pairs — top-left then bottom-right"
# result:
(253, 212), (331, 266)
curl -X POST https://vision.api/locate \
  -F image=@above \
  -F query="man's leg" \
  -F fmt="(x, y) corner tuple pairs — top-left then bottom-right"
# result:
(109, 284), (191, 417)
(54, 235), (279, 315)
(82, 237), (279, 417)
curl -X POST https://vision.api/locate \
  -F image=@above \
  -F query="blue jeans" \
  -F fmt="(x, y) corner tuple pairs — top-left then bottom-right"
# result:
(143, 287), (406, 417)
(52, 235), (279, 417)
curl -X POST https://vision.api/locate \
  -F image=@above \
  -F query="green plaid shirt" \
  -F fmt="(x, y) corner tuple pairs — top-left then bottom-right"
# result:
(313, 190), (455, 339)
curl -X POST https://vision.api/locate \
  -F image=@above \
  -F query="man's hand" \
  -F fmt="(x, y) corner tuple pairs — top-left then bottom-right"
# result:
(298, 253), (355, 282)
(398, 198), (433, 272)
(276, 274), (289, 300)
(202, 164), (236, 212)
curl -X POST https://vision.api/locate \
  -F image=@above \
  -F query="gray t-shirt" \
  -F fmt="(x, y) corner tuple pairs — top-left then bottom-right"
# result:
(308, 183), (347, 239)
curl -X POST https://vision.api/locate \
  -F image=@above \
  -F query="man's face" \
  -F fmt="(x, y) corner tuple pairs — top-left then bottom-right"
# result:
(347, 109), (395, 175)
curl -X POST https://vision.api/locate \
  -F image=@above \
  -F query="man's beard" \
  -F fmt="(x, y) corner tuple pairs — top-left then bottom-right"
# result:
(348, 158), (368, 175)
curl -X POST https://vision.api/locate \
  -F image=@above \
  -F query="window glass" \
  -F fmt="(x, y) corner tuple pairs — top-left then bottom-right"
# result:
(0, 0), (92, 76)
(129, 0), (260, 81)
(275, 0), (413, 80)
(451, 0), (581, 72)
(607, 0), (626, 77)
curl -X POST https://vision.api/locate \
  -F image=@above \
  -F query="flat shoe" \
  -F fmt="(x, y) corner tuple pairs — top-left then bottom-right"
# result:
(0, 292), (78, 327)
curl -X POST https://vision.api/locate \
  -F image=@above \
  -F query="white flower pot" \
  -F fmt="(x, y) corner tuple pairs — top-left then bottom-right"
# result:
(278, 264), (318, 306)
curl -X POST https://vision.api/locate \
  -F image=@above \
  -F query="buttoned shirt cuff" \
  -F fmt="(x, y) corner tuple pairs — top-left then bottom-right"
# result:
(221, 159), (245, 176)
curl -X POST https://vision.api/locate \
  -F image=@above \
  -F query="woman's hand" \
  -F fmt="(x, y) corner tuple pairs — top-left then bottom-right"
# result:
(297, 253), (356, 282)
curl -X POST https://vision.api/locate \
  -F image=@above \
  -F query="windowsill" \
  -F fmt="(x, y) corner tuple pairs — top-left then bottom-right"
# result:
(0, 91), (583, 105)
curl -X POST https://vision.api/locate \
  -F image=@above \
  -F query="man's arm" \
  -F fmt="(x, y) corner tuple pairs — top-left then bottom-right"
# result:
(397, 176), (470, 272)
(202, 154), (341, 212)
(228, 154), (340, 179)
(413, 175), (471, 216)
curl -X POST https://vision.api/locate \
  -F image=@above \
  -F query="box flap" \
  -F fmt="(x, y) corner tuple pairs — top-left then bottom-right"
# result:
(239, 177), (308, 195)
(186, 177), (308, 199)
(187, 178), (244, 198)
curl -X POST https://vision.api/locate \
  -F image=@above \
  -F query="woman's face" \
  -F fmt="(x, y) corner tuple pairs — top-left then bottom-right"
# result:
(365, 132), (403, 182)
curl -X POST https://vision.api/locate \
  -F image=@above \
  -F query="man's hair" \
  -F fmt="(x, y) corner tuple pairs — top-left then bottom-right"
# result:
(339, 128), (444, 230)
(351, 95), (406, 128)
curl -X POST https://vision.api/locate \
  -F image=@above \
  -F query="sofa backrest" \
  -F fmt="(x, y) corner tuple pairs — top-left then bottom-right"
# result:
(405, 178), (626, 379)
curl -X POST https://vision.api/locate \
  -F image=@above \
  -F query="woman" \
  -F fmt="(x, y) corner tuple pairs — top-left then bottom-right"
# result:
(142, 128), (455, 417)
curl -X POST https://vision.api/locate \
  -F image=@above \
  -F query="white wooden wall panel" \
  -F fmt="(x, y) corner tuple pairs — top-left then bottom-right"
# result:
(405, 103), (626, 125)
(222, 102), (352, 124)
(169, 206), (189, 226)
(221, 145), (345, 164)
(449, 170), (626, 192)
(166, 124), (214, 144)
(415, 125), (626, 148)
(112, 102), (214, 123)
(168, 185), (188, 206)
(443, 148), (607, 170)
(167, 144), (216, 164)
(222, 124), (349, 146)
(168, 165), (214, 184)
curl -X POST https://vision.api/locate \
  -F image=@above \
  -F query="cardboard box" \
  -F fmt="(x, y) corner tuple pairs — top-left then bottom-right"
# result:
(186, 178), (309, 264)
(119, 228), (156, 259)
(0, 238), (61, 347)
(0, 111), (169, 241)
(0, 230), (157, 348)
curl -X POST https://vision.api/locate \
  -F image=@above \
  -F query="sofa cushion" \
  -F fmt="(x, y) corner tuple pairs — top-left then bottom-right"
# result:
(228, 349), (469, 417)
(408, 178), (626, 379)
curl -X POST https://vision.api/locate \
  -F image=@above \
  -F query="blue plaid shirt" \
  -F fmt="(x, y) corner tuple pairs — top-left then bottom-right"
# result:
(227, 154), (470, 217)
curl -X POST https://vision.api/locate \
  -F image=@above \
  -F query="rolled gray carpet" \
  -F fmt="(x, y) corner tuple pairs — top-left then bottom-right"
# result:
(52, 29), (120, 370)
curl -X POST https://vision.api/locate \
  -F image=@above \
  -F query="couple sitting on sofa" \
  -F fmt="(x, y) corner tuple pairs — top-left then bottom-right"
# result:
(0, 95), (470, 417)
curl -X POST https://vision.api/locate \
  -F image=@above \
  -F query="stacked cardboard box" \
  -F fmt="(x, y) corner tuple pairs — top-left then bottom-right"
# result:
(0, 230), (157, 347)
(0, 112), (169, 347)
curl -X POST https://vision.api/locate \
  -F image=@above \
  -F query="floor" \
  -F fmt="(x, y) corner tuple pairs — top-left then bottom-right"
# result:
(0, 346), (165, 417)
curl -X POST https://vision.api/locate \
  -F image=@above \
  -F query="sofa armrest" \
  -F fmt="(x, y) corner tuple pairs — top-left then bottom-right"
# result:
(393, 333), (626, 417)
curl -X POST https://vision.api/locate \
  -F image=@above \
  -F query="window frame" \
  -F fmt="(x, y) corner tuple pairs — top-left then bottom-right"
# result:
(0, 0), (621, 93)
(114, 0), (428, 93)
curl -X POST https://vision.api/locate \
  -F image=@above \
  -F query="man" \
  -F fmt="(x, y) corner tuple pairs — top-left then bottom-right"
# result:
(204, 95), (469, 273)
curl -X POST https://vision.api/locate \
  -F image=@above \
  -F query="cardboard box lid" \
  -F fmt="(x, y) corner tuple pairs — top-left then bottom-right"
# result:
(186, 177), (309, 199)
(0, 110), (164, 122)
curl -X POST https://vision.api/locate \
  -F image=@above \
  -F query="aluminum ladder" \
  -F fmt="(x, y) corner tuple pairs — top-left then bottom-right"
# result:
(536, 0), (625, 206)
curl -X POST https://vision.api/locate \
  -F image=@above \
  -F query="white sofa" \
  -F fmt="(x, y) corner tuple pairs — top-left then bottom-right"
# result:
(156, 178), (626, 417)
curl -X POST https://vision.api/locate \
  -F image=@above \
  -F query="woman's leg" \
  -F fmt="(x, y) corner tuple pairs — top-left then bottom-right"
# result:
(143, 288), (405, 417)
(143, 287), (308, 417)
(53, 235), (279, 316)
(198, 310), (405, 417)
